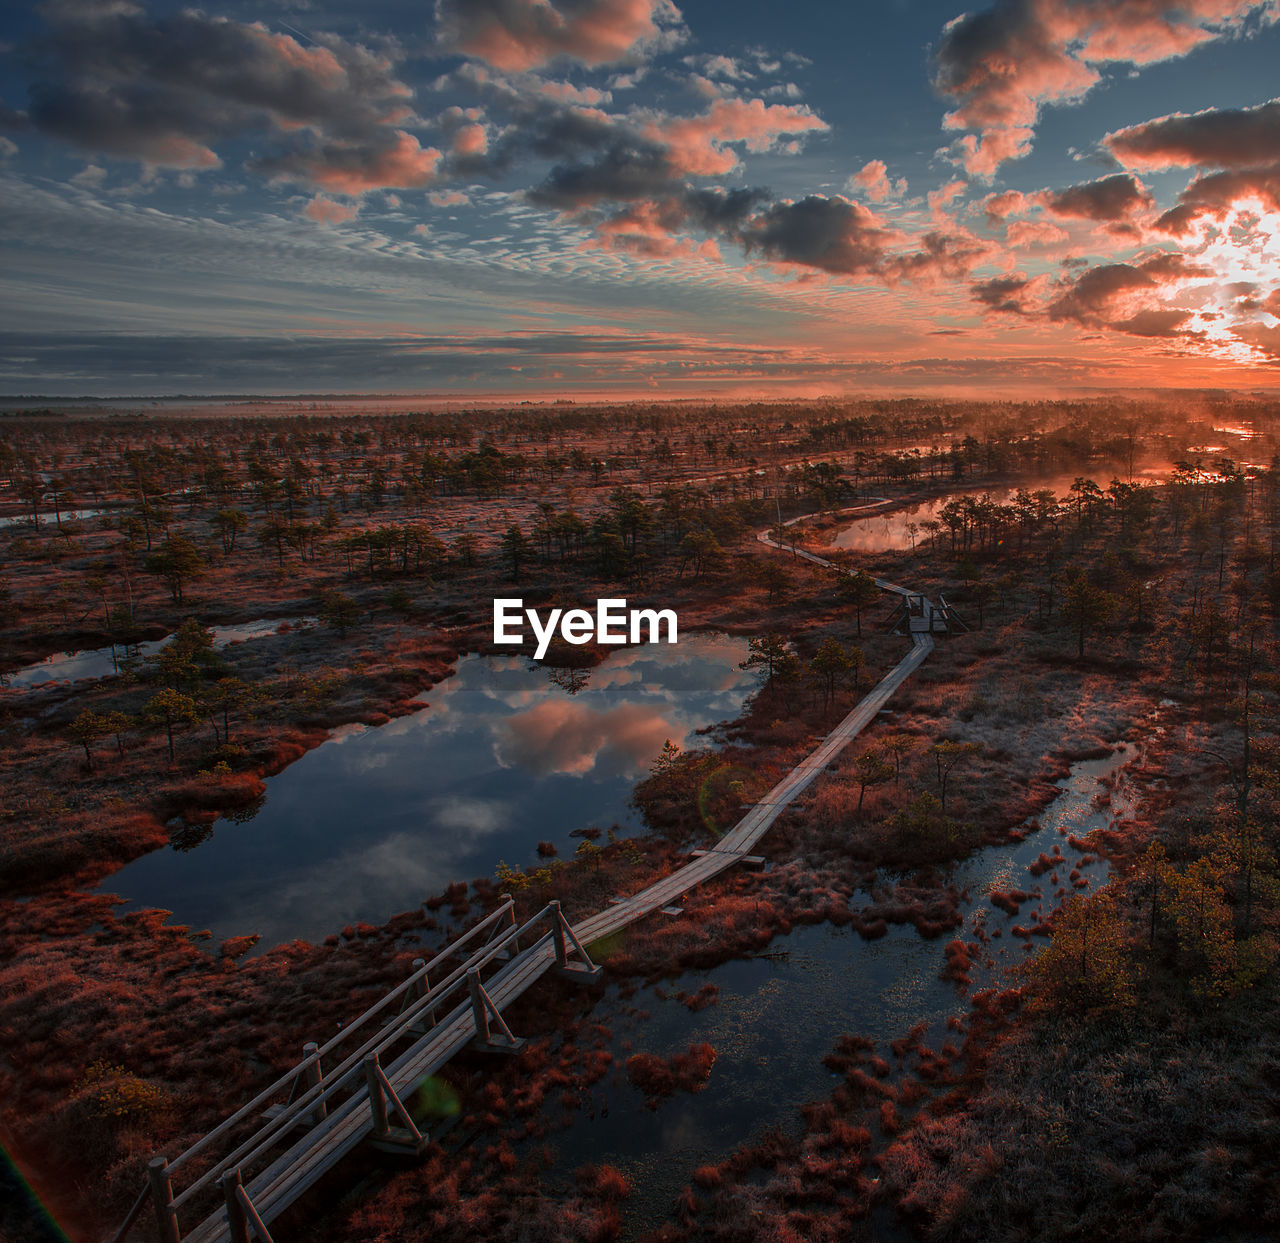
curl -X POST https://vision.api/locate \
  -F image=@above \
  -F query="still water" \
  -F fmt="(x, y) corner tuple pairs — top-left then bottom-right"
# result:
(545, 744), (1137, 1228)
(3, 618), (314, 689)
(98, 633), (754, 948)
(0, 507), (108, 529)
(829, 470), (1175, 553)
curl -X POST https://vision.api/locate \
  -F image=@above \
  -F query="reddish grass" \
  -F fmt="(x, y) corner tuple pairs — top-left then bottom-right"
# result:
(988, 887), (1032, 915)
(625, 1043), (717, 1108)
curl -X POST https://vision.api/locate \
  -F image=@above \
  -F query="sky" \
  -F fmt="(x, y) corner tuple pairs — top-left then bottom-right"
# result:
(2, 0), (1280, 398)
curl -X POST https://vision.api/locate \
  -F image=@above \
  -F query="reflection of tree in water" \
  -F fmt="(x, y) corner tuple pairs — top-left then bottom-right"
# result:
(173, 793), (267, 850)
(547, 664), (591, 695)
(225, 793), (267, 824)
(169, 821), (213, 852)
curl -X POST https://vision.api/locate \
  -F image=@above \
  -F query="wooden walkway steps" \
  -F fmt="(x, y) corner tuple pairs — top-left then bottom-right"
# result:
(114, 514), (939, 1243)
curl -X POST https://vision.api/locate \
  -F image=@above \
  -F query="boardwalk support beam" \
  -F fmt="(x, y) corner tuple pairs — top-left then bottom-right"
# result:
(148, 1156), (182, 1243)
(467, 970), (526, 1054)
(549, 900), (603, 983)
(302, 1043), (326, 1127)
(219, 1169), (274, 1243)
(397, 958), (436, 1034)
(363, 1053), (427, 1156)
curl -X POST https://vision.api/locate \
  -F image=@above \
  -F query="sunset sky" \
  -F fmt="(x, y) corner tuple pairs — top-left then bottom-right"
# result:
(2, 0), (1280, 396)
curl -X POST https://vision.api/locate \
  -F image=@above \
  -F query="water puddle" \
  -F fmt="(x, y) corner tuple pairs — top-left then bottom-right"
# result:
(0, 507), (110, 529)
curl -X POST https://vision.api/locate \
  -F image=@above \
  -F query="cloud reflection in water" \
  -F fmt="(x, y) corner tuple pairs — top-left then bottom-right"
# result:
(96, 632), (753, 948)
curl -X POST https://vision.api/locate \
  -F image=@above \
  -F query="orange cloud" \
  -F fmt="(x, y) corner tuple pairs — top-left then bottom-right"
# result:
(645, 97), (827, 177)
(436, 0), (684, 72)
(499, 699), (679, 776)
(304, 195), (357, 225)
(452, 123), (489, 156)
(849, 159), (906, 202)
(266, 130), (443, 194)
(935, 0), (1277, 175)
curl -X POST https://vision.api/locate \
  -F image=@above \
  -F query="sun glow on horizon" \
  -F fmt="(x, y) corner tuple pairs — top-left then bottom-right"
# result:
(1179, 203), (1280, 365)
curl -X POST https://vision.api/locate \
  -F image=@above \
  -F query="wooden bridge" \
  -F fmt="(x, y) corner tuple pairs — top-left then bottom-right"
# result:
(111, 900), (601, 1243)
(113, 517), (940, 1243)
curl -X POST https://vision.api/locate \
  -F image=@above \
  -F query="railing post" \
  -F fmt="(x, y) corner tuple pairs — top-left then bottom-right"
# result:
(364, 1054), (389, 1138)
(467, 968), (491, 1043)
(411, 958), (426, 995)
(147, 1156), (181, 1243)
(219, 1168), (250, 1243)
(302, 1042), (326, 1126)
(549, 899), (568, 969)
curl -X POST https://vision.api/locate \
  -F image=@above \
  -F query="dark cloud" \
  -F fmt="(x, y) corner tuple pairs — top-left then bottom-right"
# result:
(739, 195), (894, 277)
(882, 230), (990, 285)
(1105, 98), (1280, 170)
(1045, 172), (1152, 221)
(681, 186), (770, 230)
(435, 66), (624, 176)
(12, 0), (417, 179)
(1155, 164), (1280, 232)
(249, 131), (442, 194)
(0, 331), (1120, 396)
(1137, 251), (1213, 281)
(526, 143), (677, 208)
(971, 275), (1033, 314)
(1046, 255), (1204, 337)
(433, 0), (685, 72)
(1110, 308), (1195, 337)
(1048, 262), (1156, 324)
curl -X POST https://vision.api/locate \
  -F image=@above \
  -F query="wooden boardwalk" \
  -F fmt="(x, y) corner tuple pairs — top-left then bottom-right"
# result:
(119, 515), (938, 1243)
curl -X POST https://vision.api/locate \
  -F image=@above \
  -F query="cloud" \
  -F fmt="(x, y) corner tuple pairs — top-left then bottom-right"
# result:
(847, 159), (906, 202)
(641, 96), (827, 177)
(971, 274), (1037, 314)
(980, 189), (1030, 222)
(1105, 98), (1280, 170)
(1046, 255), (1204, 336)
(1006, 219), (1069, 247)
(497, 699), (678, 776)
(252, 130), (443, 193)
(683, 53), (751, 80)
(528, 143), (674, 207)
(1156, 164), (1280, 232)
(0, 329), (793, 394)
(452, 122), (490, 156)
(522, 93), (826, 215)
(1047, 262), (1157, 324)
(1102, 99), (1280, 230)
(434, 0), (686, 72)
(10, 0), (422, 189)
(1045, 172), (1153, 221)
(933, 0), (1278, 175)
(881, 230), (991, 286)
(304, 195), (358, 225)
(740, 195), (896, 277)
